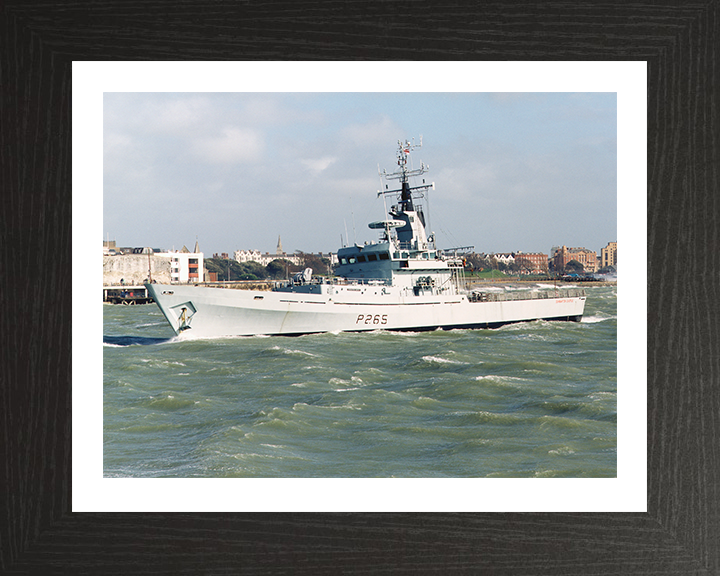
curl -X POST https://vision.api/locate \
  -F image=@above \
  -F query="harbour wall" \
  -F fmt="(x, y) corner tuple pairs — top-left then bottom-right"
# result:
(103, 254), (171, 286)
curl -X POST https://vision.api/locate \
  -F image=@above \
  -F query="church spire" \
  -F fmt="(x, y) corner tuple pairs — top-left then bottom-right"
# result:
(277, 235), (283, 254)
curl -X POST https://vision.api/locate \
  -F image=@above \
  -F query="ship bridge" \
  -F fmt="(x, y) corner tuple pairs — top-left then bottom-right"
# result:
(334, 138), (466, 296)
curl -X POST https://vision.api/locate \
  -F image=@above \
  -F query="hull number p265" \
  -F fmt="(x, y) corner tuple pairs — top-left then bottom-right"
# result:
(356, 314), (388, 325)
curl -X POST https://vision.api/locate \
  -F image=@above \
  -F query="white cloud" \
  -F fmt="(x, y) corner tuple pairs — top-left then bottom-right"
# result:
(301, 156), (336, 175)
(103, 133), (133, 173)
(339, 116), (400, 147)
(193, 127), (264, 164)
(433, 161), (498, 203)
(241, 96), (325, 127)
(152, 98), (209, 134)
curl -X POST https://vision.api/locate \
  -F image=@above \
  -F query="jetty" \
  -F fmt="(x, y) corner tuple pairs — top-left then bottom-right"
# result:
(103, 285), (153, 305)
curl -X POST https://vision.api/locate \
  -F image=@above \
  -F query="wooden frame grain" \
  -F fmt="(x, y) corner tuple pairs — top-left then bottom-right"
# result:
(2, 2), (718, 573)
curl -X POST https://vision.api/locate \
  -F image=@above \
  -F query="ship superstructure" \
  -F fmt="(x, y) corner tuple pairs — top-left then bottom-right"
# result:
(147, 139), (585, 337)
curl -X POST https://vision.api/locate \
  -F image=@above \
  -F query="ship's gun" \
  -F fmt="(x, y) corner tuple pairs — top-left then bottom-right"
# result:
(292, 268), (313, 284)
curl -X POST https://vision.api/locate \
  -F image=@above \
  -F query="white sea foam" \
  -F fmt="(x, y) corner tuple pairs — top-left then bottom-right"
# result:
(591, 391), (617, 397)
(474, 375), (527, 382)
(356, 367), (382, 374)
(422, 355), (467, 365)
(183, 333), (268, 341)
(498, 320), (545, 331)
(328, 376), (364, 387)
(581, 315), (616, 323)
(548, 447), (576, 456)
(269, 345), (317, 357)
(284, 348), (317, 356)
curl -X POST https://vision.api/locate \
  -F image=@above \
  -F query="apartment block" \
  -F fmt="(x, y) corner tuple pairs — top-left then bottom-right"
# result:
(552, 245), (598, 273)
(514, 252), (549, 273)
(600, 241), (617, 268)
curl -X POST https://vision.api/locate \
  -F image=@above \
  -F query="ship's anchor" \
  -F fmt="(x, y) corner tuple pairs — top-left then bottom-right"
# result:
(178, 306), (191, 332)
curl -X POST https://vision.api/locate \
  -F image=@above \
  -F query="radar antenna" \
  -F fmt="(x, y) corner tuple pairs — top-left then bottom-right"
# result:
(378, 137), (433, 213)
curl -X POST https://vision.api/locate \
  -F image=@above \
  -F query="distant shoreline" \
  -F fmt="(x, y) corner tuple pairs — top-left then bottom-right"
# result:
(192, 278), (618, 291)
(467, 279), (617, 287)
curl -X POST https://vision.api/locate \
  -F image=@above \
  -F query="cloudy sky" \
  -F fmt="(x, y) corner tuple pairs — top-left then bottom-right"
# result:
(103, 92), (616, 257)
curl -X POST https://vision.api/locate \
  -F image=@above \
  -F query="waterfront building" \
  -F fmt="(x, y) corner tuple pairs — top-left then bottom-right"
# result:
(514, 252), (549, 273)
(492, 253), (515, 266)
(168, 243), (204, 283)
(233, 236), (304, 266)
(552, 245), (598, 273)
(600, 241), (617, 268)
(234, 249), (265, 263)
(233, 249), (302, 266)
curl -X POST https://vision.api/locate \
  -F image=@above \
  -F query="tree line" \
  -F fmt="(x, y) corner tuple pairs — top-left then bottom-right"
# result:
(205, 253), (331, 282)
(207, 251), (614, 281)
(464, 253), (615, 275)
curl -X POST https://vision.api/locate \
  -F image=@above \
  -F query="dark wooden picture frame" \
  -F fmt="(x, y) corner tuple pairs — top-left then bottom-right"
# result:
(2, 2), (718, 574)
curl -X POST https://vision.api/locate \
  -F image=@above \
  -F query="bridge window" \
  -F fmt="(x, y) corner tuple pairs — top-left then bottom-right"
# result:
(379, 253), (390, 260)
(357, 255), (367, 263)
(367, 254), (378, 262)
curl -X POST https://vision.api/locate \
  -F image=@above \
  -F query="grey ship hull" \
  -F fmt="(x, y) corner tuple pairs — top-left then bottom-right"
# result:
(146, 283), (585, 338)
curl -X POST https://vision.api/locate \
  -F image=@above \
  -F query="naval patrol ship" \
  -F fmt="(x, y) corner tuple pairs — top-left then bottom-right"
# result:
(147, 139), (585, 337)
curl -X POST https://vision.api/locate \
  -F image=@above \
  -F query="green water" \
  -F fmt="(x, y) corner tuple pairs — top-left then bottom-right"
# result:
(103, 284), (617, 478)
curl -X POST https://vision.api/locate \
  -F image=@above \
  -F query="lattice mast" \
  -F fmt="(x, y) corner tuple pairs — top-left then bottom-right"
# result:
(378, 137), (432, 214)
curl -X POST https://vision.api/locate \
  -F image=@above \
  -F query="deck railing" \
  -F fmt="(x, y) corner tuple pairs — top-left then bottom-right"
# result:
(468, 288), (585, 302)
(275, 276), (393, 289)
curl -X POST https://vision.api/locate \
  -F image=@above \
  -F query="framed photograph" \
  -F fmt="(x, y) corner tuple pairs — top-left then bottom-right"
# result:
(3, 3), (717, 574)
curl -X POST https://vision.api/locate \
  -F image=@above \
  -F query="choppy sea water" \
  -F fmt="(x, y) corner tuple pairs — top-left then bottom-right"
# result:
(103, 284), (617, 478)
